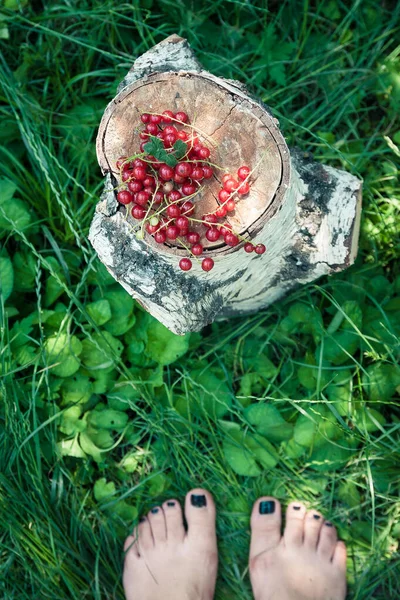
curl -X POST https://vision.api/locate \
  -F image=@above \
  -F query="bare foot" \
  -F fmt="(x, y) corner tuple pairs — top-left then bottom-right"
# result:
(249, 498), (347, 600)
(123, 488), (218, 600)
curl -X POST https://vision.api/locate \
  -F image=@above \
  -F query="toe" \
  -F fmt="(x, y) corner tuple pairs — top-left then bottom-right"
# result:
(137, 517), (154, 552)
(318, 521), (338, 560)
(124, 533), (140, 558)
(250, 497), (282, 559)
(163, 498), (185, 543)
(147, 506), (167, 543)
(284, 501), (307, 547)
(185, 488), (216, 547)
(303, 509), (324, 551)
(333, 540), (347, 571)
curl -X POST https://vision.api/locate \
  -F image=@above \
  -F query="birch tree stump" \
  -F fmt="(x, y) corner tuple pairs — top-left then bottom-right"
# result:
(89, 35), (362, 335)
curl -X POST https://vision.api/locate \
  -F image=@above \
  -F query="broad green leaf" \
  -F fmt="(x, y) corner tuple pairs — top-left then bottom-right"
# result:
(88, 408), (129, 430)
(245, 434), (278, 469)
(0, 256), (13, 301)
(223, 439), (261, 477)
(94, 478), (116, 501)
(282, 438), (306, 459)
(107, 382), (140, 411)
(14, 345), (37, 366)
(59, 406), (87, 435)
(352, 407), (386, 433)
(245, 403), (293, 442)
(44, 257), (66, 307)
(340, 301), (363, 331)
(61, 374), (93, 405)
(0, 178), (32, 233)
(89, 369), (117, 394)
(93, 286), (135, 336)
(246, 354), (278, 380)
(79, 432), (103, 462)
(58, 437), (86, 459)
(119, 454), (139, 473)
(43, 333), (82, 377)
(145, 320), (190, 365)
(294, 415), (316, 446)
(337, 480), (362, 508)
(148, 473), (170, 497)
(13, 252), (36, 292)
(317, 331), (359, 365)
(309, 439), (354, 471)
(113, 501), (138, 520)
(87, 261), (115, 287)
(87, 428), (114, 449)
(191, 369), (232, 418)
(363, 363), (400, 402)
(80, 331), (123, 371)
(86, 299), (112, 326)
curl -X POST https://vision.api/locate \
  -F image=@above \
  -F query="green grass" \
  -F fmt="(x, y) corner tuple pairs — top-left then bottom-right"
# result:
(0, 1), (400, 599)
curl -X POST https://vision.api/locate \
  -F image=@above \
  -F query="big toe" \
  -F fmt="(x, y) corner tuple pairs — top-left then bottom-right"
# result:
(250, 497), (282, 560)
(185, 488), (216, 548)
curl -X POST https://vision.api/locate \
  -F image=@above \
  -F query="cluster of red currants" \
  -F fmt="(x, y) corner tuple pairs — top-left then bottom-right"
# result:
(115, 109), (266, 271)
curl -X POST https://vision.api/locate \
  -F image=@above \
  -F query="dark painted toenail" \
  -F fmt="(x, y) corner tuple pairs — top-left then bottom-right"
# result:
(313, 514), (321, 520)
(191, 494), (207, 508)
(151, 508), (159, 514)
(259, 500), (275, 515)
(167, 501), (175, 507)
(293, 505), (301, 510)
(325, 521), (333, 527)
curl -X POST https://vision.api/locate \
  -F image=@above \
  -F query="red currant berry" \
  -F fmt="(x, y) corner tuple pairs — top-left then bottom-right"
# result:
(255, 244), (266, 254)
(226, 199), (236, 212)
(146, 223), (159, 234)
(244, 243), (254, 253)
(154, 230), (167, 243)
(176, 216), (189, 230)
(225, 233), (239, 246)
(135, 191), (150, 206)
(222, 174), (232, 184)
(122, 170), (134, 182)
(177, 130), (188, 141)
(203, 214), (217, 226)
(206, 227), (220, 242)
(167, 190), (182, 202)
(162, 110), (175, 123)
(131, 204), (146, 219)
(149, 114), (162, 124)
(163, 181), (174, 193)
(238, 166), (250, 180)
(181, 201), (195, 215)
(191, 167), (204, 181)
(175, 111), (188, 123)
(141, 113), (150, 123)
(143, 176), (156, 188)
(218, 189), (230, 203)
(166, 225), (180, 240)
(133, 158), (146, 168)
(163, 133), (177, 147)
(143, 186), (154, 195)
(163, 125), (178, 137)
(219, 223), (233, 236)
(215, 205), (227, 218)
(201, 258), (214, 271)
(116, 156), (128, 170)
(139, 141), (147, 152)
(154, 191), (164, 204)
(223, 178), (238, 192)
(146, 123), (158, 135)
(175, 162), (193, 178)
(133, 166), (147, 180)
(202, 165), (213, 179)
(187, 231), (200, 244)
(197, 147), (210, 160)
(237, 181), (250, 195)
(182, 183), (197, 196)
(140, 131), (149, 140)
(159, 164), (175, 181)
(174, 173), (187, 184)
(117, 190), (134, 205)
(167, 204), (181, 218)
(191, 243), (203, 256)
(128, 181), (143, 193)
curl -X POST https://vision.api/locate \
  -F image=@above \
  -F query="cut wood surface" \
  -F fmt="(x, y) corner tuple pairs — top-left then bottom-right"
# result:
(89, 35), (362, 335)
